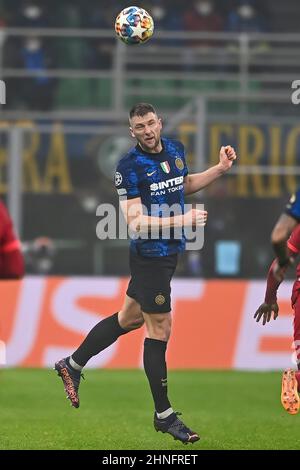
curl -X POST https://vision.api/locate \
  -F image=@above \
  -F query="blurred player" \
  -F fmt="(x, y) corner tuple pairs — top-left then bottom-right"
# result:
(55, 103), (237, 444)
(254, 191), (300, 415)
(0, 199), (24, 279)
(270, 191), (300, 282)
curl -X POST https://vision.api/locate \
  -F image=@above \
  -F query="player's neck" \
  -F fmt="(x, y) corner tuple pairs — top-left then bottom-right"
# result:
(139, 140), (163, 154)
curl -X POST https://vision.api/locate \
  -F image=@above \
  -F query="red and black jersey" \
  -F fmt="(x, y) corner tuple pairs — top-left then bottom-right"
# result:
(265, 225), (300, 304)
(287, 225), (300, 278)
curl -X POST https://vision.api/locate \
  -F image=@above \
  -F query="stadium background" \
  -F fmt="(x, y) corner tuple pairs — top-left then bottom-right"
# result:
(1, 0), (300, 451)
(1, 0), (300, 370)
(2, 0), (300, 452)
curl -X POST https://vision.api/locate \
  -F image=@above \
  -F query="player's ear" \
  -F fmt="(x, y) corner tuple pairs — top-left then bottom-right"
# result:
(158, 117), (163, 129)
(129, 127), (135, 138)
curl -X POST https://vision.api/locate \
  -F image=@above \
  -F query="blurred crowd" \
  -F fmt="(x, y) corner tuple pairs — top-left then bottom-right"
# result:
(0, 0), (271, 111)
(0, 0), (268, 32)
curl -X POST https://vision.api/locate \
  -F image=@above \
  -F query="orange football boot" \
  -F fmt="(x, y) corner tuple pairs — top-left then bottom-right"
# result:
(281, 369), (300, 415)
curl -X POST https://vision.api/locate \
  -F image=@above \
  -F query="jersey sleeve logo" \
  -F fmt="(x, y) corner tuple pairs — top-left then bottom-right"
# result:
(117, 188), (127, 196)
(160, 162), (170, 174)
(175, 157), (184, 171)
(115, 172), (123, 187)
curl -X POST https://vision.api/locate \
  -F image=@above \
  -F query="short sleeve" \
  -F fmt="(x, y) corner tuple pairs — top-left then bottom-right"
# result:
(183, 156), (189, 177)
(180, 142), (188, 177)
(288, 225), (300, 254)
(286, 190), (300, 222)
(114, 162), (140, 199)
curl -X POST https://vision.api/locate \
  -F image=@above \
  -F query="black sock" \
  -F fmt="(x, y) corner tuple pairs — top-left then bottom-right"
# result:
(143, 338), (171, 413)
(72, 313), (127, 367)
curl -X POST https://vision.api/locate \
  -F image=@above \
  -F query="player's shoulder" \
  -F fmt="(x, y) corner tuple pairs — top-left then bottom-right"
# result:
(294, 188), (300, 202)
(116, 145), (139, 172)
(162, 137), (185, 156)
(287, 189), (300, 208)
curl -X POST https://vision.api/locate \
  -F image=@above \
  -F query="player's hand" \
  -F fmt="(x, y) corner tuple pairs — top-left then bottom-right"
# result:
(254, 302), (279, 325)
(219, 146), (237, 172)
(184, 209), (207, 227)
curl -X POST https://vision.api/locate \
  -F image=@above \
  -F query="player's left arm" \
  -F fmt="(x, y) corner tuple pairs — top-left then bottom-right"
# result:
(271, 213), (298, 277)
(184, 146), (237, 196)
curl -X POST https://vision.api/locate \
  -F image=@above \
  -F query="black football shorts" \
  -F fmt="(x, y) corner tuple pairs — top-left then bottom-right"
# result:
(126, 251), (178, 314)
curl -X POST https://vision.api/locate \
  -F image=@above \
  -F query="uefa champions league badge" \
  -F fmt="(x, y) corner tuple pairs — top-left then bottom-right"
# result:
(115, 172), (123, 186)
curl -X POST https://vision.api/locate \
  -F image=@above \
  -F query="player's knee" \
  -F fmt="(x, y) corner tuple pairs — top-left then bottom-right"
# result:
(150, 327), (171, 342)
(118, 312), (144, 330)
(127, 318), (144, 330)
(147, 315), (172, 341)
(156, 328), (171, 342)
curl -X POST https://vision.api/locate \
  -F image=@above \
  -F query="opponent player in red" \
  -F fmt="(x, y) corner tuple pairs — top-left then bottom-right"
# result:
(254, 223), (300, 415)
(0, 200), (24, 279)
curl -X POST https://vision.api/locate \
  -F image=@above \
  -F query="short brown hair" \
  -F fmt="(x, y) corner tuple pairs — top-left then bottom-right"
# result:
(129, 103), (157, 119)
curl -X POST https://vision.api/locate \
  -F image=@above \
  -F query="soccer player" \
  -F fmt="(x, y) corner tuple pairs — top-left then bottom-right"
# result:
(0, 199), (24, 279)
(55, 103), (237, 444)
(254, 191), (300, 415)
(270, 192), (300, 282)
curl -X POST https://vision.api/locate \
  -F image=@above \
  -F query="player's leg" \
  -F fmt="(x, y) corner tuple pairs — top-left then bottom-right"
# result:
(55, 295), (143, 408)
(130, 251), (199, 443)
(118, 295), (144, 330)
(142, 311), (172, 414)
(71, 295), (143, 367)
(142, 311), (199, 444)
(281, 292), (300, 414)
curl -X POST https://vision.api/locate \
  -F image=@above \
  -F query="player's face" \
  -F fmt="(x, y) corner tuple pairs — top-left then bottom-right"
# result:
(129, 113), (162, 153)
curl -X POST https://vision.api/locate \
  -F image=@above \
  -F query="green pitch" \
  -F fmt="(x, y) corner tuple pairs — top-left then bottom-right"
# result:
(0, 369), (299, 450)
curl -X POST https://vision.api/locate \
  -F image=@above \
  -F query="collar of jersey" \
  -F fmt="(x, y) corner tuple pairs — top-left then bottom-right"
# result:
(136, 139), (165, 156)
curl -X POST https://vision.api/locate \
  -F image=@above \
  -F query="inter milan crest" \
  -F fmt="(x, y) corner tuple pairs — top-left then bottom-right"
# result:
(160, 161), (170, 174)
(175, 157), (184, 171)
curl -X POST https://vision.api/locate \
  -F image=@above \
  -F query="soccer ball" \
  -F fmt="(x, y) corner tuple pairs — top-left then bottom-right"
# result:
(115, 6), (154, 45)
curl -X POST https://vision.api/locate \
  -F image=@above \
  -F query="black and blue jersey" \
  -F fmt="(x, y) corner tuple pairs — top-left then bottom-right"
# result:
(286, 190), (300, 222)
(115, 137), (188, 257)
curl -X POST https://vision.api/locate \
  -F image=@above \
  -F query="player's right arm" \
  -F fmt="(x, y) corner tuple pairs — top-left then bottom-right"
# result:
(115, 159), (207, 232)
(255, 225), (300, 325)
(119, 197), (207, 232)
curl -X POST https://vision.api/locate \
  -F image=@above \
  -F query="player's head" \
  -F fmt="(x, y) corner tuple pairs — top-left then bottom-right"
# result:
(129, 103), (162, 153)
